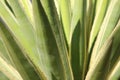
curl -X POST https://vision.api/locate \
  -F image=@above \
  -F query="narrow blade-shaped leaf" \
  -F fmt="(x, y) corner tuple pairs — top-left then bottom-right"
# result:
(89, 0), (109, 52)
(58, 0), (71, 44)
(90, 0), (120, 67)
(0, 56), (23, 80)
(33, 0), (73, 80)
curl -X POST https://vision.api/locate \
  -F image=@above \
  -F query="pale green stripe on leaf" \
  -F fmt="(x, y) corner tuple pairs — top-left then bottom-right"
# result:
(18, 0), (33, 25)
(107, 58), (120, 80)
(0, 0), (39, 62)
(59, 0), (71, 44)
(6, 0), (34, 30)
(0, 1), (37, 56)
(33, 0), (52, 79)
(0, 22), (31, 80)
(70, 0), (81, 43)
(0, 1), (43, 79)
(85, 38), (113, 80)
(90, 0), (120, 67)
(86, 19), (120, 80)
(0, 72), (9, 80)
(38, 0), (73, 80)
(0, 21), (41, 80)
(0, 38), (12, 65)
(110, 20), (120, 69)
(89, 0), (109, 52)
(54, 0), (60, 16)
(0, 56), (23, 80)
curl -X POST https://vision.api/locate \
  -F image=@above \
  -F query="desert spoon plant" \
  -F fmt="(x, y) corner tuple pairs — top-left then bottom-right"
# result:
(0, 0), (120, 80)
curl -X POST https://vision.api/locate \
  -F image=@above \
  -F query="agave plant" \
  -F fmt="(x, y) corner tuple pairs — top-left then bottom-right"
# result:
(0, 0), (120, 80)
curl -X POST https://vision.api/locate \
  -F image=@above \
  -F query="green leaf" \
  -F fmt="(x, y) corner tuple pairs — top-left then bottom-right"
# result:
(106, 20), (120, 80)
(0, 38), (12, 65)
(0, 72), (9, 80)
(32, 0), (52, 79)
(107, 58), (120, 80)
(89, 0), (109, 52)
(59, 0), (71, 44)
(0, 1), (38, 60)
(0, 56), (23, 80)
(85, 37), (113, 80)
(90, 0), (120, 67)
(70, 0), (82, 43)
(86, 19), (120, 80)
(17, 0), (33, 24)
(0, 21), (40, 80)
(33, 0), (73, 80)
(71, 22), (82, 80)
(6, 0), (33, 29)
(0, 1), (42, 78)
